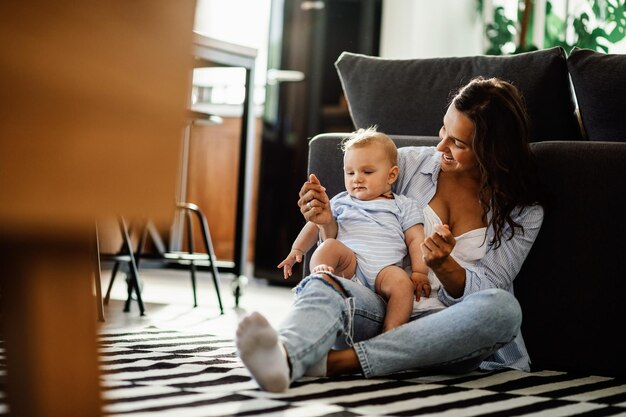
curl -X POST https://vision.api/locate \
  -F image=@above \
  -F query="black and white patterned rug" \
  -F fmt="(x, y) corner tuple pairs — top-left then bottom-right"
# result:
(97, 327), (626, 416)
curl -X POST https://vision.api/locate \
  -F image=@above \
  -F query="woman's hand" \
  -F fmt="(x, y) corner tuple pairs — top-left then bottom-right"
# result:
(298, 174), (332, 226)
(421, 224), (467, 298)
(421, 224), (456, 270)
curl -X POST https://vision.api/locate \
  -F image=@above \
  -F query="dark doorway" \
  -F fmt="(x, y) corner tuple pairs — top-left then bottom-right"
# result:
(254, 0), (382, 284)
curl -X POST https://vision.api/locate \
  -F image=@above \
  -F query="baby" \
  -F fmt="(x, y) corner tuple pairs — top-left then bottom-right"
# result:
(279, 127), (430, 331)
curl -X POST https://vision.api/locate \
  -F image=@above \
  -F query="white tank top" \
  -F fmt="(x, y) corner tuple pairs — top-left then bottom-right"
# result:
(412, 205), (488, 313)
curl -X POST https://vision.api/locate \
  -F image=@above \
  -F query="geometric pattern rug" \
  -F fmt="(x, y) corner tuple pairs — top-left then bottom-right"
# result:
(98, 327), (626, 417)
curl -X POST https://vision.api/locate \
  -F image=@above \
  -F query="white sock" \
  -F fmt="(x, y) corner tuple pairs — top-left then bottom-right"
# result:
(236, 312), (290, 392)
(304, 355), (327, 377)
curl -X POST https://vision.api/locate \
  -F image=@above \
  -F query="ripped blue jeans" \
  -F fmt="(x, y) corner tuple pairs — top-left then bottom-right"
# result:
(278, 274), (522, 380)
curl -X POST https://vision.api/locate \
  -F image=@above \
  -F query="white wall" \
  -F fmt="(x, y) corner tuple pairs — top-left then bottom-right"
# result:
(193, 0), (271, 91)
(380, 0), (484, 59)
(379, 0), (626, 59)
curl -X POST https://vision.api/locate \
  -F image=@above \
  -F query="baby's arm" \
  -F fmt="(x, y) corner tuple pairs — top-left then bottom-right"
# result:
(405, 224), (430, 300)
(277, 221), (321, 279)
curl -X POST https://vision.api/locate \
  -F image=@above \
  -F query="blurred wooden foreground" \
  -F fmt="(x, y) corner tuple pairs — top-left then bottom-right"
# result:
(0, 1), (196, 416)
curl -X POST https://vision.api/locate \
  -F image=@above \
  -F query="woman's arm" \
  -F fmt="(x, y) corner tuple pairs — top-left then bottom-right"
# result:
(421, 224), (466, 298)
(317, 217), (338, 241)
(439, 204), (544, 305)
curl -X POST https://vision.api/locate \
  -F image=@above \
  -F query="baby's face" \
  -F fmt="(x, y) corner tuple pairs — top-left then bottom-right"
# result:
(343, 143), (395, 201)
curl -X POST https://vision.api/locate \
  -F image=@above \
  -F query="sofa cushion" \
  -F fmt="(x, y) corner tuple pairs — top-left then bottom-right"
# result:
(335, 47), (582, 142)
(516, 141), (626, 376)
(567, 47), (626, 142)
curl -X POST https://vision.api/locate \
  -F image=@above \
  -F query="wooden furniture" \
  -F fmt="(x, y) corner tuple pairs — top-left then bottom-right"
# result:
(102, 36), (258, 313)
(176, 34), (257, 305)
(0, 1), (196, 415)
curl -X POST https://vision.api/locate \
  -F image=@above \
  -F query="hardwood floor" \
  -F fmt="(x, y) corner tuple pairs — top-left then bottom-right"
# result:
(98, 267), (295, 339)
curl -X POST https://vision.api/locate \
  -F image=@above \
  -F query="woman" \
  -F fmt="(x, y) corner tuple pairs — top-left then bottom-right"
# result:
(236, 77), (544, 392)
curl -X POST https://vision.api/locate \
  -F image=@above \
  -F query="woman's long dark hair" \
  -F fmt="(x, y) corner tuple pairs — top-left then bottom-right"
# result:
(451, 77), (540, 248)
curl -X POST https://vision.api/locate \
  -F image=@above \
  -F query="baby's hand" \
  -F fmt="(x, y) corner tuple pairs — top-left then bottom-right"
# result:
(277, 249), (304, 279)
(410, 271), (431, 301)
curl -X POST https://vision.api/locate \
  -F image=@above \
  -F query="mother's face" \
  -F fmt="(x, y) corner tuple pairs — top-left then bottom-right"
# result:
(436, 105), (480, 177)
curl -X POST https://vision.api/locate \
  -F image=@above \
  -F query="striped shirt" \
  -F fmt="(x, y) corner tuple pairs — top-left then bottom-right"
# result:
(331, 191), (423, 289)
(395, 146), (544, 372)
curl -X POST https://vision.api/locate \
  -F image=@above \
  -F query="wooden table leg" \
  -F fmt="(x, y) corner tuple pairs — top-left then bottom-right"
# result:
(0, 234), (102, 417)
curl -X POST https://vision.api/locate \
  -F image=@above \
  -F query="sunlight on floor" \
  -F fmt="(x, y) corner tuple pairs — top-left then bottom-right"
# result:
(98, 267), (295, 339)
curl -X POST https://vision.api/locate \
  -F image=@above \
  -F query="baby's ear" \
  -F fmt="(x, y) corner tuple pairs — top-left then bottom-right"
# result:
(388, 165), (399, 183)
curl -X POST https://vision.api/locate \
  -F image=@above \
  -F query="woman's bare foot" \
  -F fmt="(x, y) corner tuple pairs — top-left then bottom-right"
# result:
(235, 312), (289, 392)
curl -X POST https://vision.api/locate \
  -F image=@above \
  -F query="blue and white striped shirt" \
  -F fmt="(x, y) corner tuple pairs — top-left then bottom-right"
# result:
(395, 146), (544, 371)
(331, 191), (423, 289)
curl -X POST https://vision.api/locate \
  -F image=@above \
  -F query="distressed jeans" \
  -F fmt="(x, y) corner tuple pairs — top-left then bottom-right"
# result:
(278, 274), (522, 381)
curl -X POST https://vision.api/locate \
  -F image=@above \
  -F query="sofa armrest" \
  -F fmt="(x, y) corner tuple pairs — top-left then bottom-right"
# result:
(516, 140), (626, 376)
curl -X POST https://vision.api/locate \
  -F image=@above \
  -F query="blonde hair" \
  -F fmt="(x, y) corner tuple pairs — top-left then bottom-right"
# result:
(340, 126), (398, 166)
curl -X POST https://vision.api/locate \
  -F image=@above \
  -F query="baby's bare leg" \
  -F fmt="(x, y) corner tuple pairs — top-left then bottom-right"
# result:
(375, 266), (415, 332)
(310, 238), (357, 279)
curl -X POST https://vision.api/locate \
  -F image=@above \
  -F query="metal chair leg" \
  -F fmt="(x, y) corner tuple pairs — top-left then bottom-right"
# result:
(93, 224), (105, 322)
(103, 220), (136, 306)
(194, 207), (224, 314)
(118, 217), (145, 316)
(176, 202), (224, 314)
(103, 261), (119, 305)
(184, 210), (198, 307)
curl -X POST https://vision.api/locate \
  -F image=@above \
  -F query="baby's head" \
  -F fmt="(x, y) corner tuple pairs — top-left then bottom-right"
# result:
(341, 126), (398, 165)
(341, 127), (399, 201)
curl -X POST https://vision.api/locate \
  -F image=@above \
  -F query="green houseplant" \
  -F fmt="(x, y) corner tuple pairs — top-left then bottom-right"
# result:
(478, 0), (626, 55)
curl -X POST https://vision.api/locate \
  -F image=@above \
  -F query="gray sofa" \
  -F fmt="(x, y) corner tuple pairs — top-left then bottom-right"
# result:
(303, 46), (626, 378)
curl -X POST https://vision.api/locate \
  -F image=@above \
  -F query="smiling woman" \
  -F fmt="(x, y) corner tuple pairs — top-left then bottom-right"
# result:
(438, 105), (479, 174)
(235, 76), (546, 392)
